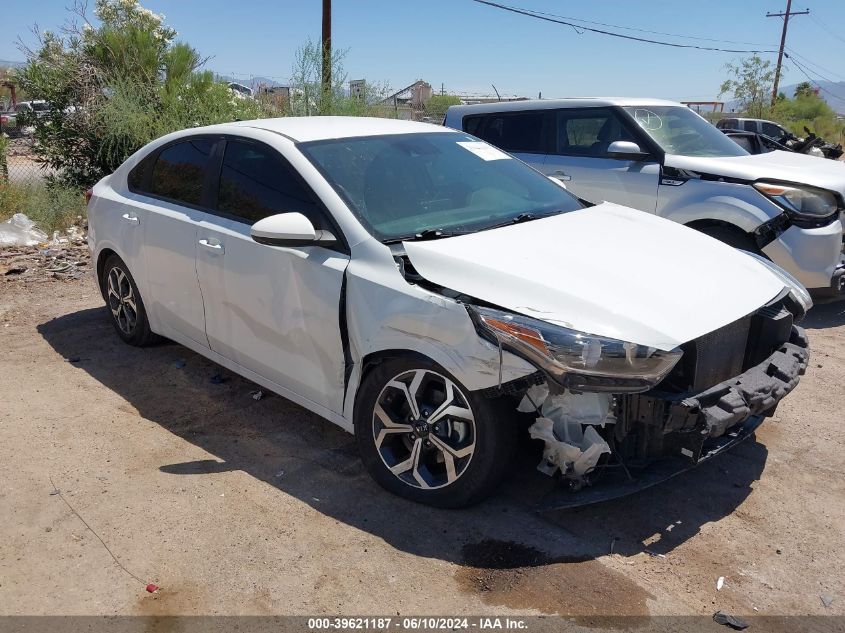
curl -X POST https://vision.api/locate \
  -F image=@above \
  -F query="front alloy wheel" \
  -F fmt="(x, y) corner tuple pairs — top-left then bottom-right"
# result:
(373, 369), (476, 490)
(355, 356), (516, 507)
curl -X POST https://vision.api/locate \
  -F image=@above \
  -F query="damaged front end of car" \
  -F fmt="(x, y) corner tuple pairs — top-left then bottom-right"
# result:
(467, 286), (810, 501)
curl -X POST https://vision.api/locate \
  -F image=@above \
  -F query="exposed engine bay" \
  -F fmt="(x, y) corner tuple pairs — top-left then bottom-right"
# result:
(510, 295), (809, 490)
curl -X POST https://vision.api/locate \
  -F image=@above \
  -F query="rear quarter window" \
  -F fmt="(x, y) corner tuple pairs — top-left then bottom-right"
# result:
(149, 138), (215, 206)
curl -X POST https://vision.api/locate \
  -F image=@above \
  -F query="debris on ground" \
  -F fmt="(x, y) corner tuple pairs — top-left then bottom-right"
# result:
(0, 218), (89, 283)
(251, 389), (264, 401)
(0, 213), (48, 247)
(145, 583), (159, 593)
(820, 594), (834, 608)
(716, 576), (725, 590)
(713, 611), (749, 630)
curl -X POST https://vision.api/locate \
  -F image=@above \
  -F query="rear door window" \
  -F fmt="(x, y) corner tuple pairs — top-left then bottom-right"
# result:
(742, 120), (758, 132)
(150, 138), (215, 206)
(471, 112), (547, 154)
(761, 122), (784, 138)
(216, 140), (319, 224)
(553, 108), (638, 157)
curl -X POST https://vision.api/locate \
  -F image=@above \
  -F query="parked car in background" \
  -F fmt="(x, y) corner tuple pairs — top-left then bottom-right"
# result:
(716, 116), (792, 141)
(88, 117), (810, 507)
(445, 99), (845, 299)
(721, 129), (791, 155)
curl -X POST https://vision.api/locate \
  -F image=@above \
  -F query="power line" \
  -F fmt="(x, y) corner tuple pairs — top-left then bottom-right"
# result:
(785, 47), (844, 83)
(508, 6), (774, 47)
(470, 0), (780, 54)
(808, 13), (845, 46)
(784, 54), (845, 101)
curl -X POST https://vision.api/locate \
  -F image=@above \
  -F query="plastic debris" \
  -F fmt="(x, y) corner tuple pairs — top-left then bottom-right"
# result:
(0, 213), (48, 247)
(717, 576), (725, 591)
(528, 416), (610, 478)
(713, 611), (748, 630)
(251, 389), (264, 401)
(145, 583), (159, 593)
(820, 595), (834, 608)
(517, 383), (550, 412)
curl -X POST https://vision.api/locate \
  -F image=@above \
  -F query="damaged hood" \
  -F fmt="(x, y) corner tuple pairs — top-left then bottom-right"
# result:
(403, 203), (785, 351)
(665, 151), (845, 197)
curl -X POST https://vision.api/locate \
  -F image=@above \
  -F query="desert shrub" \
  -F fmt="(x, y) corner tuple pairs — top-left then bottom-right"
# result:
(16, 0), (262, 189)
(0, 182), (87, 235)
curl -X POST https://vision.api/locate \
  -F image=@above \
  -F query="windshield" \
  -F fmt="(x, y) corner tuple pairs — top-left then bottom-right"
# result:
(623, 106), (749, 158)
(299, 132), (583, 242)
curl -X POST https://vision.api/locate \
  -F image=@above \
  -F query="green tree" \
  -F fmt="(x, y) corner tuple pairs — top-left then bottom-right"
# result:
(793, 81), (815, 99)
(16, 0), (261, 188)
(286, 38), (391, 117)
(425, 94), (462, 119)
(719, 55), (776, 119)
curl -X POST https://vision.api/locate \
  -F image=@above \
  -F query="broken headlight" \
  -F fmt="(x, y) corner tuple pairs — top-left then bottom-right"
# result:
(754, 182), (839, 223)
(468, 305), (683, 393)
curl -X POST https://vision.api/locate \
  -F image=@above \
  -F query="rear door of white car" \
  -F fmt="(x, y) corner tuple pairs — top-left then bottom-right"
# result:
(127, 136), (215, 347)
(542, 107), (660, 210)
(194, 137), (350, 414)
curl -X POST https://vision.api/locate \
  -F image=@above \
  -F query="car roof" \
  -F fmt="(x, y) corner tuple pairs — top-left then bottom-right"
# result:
(197, 116), (455, 143)
(446, 97), (682, 117)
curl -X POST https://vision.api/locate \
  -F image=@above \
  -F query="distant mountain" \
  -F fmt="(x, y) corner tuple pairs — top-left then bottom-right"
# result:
(781, 81), (845, 115)
(213, 74), (288, 90)
(0, 60), (25, 69)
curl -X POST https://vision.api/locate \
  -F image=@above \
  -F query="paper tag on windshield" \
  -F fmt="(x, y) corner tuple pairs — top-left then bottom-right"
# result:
(456, 141), (511, 161)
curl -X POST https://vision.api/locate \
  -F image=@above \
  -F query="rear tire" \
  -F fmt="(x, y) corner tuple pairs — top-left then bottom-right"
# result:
(354, 355), (517, 508)
(100, 254), (160, 347)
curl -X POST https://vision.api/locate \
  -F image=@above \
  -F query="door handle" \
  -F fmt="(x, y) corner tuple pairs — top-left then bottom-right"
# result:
(551, 170), (572, 181)
(198, 239), (224, 254)
(121, 213), (140, 225)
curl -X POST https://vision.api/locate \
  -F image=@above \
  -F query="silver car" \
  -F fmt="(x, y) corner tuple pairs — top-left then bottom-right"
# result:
(445, 99), (845, 299)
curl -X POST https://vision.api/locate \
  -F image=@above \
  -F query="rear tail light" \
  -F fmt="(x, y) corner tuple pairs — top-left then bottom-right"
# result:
(85, 189), (93, 205)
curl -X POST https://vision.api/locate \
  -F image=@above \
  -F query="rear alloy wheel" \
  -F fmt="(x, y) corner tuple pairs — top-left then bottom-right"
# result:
(101, 254), (159, 347)
(355, 357), (516, 507)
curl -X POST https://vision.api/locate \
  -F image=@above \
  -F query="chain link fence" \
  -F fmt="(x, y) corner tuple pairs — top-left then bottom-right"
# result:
(0, 118), (49, 185)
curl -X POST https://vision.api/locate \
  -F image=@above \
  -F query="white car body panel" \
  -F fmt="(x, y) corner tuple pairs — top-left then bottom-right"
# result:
(664, 151), (845, 198)
(195, 212), (350, 414)
(404, 203), (784, 352)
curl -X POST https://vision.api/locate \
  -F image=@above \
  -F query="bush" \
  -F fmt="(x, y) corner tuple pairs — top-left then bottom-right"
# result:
(16, 0), (263, 188)
(0, 182), (87, 235)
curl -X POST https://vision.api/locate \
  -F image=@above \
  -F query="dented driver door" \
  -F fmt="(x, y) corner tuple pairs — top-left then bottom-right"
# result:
(195, 138), (350, 415)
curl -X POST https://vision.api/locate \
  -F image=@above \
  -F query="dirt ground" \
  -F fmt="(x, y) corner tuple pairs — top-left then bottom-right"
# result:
(1, 258), (843, 621)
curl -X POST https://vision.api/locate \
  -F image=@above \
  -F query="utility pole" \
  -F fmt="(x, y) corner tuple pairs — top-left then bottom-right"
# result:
(322, 0), (332, 98)
(767, 1), (809, 105)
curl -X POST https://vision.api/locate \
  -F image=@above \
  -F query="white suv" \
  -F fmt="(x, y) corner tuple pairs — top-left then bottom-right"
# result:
(445, 99), (845, 299)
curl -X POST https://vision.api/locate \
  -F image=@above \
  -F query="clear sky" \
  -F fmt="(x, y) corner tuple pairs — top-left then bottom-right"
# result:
(3, 0), (845, 101)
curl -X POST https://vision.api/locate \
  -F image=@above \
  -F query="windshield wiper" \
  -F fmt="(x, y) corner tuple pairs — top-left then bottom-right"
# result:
(386, 228), (462, 244)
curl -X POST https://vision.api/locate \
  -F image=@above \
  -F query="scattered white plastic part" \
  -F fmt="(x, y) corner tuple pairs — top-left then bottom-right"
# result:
(717, 576), (725, 591)
(517, 383), (550, 412)
(528, 413), (611, 478)
(0, 213), (48, 247)
(251, 389), (264, 401)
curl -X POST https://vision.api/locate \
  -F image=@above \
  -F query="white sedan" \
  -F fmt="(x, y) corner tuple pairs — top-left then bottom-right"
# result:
(88, 117), (810, 507)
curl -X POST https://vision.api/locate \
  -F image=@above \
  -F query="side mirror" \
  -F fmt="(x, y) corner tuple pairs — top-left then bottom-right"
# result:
(250, 212), (336, 247)
(606, 141), (650, 161)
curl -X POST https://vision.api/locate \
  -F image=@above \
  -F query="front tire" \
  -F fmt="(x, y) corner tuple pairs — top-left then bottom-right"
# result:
(100, 254), (159, 347)
(354, 356), (516, 508)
